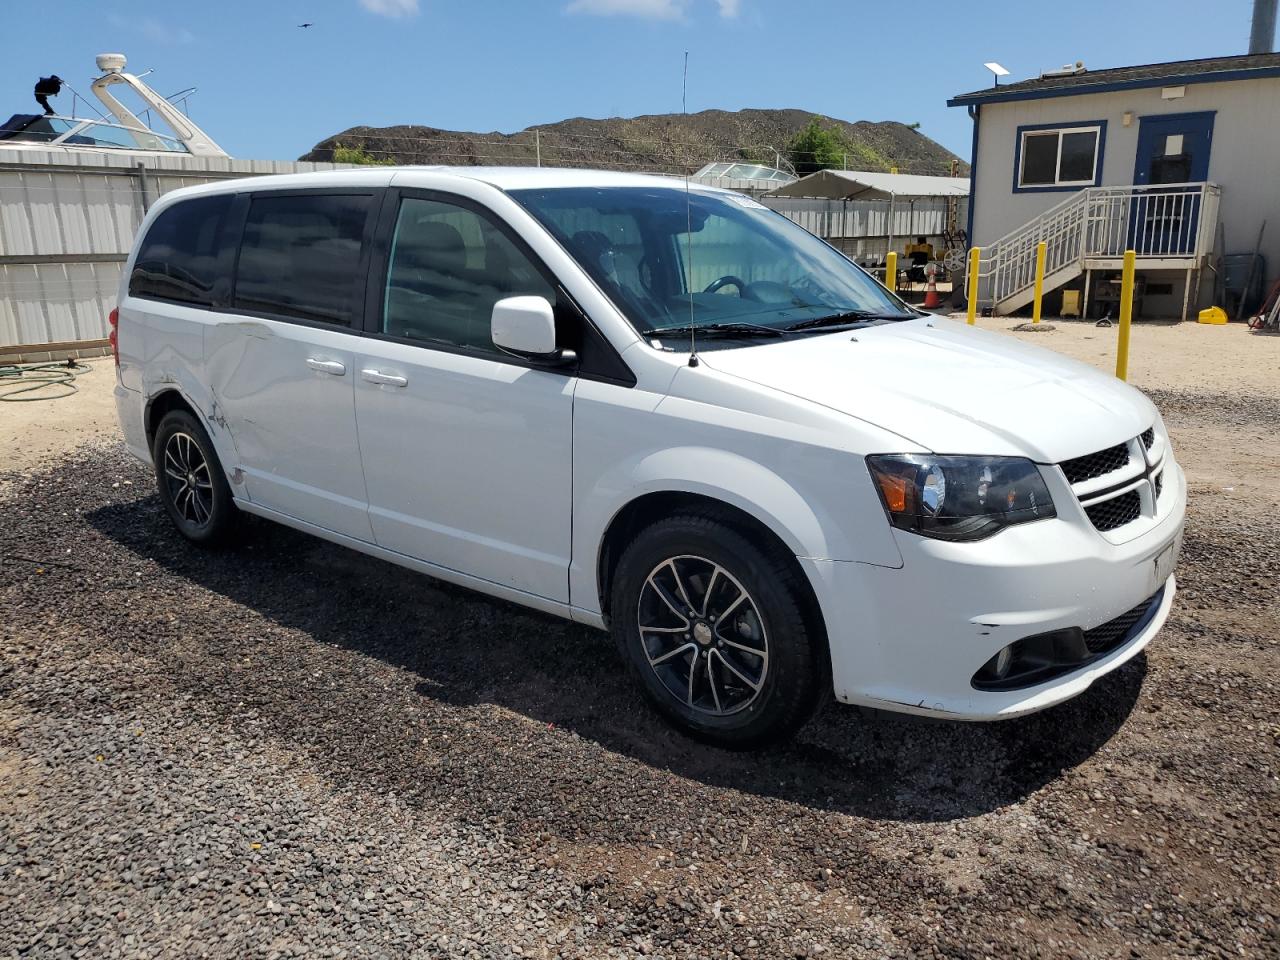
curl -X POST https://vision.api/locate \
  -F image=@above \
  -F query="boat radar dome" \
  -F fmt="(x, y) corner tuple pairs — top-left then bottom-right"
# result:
(95, 53), (127, 74)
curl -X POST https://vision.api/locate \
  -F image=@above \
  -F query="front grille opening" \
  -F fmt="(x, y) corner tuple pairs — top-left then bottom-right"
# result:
(1154, 470), (1164, 500)
(1061, 443), (1130, 485)
(1141, 427), (1155, 450)
(1083, 591), (1161, 655)
(1084, 490), (1141, 531)
(971, 586), (1166, 691)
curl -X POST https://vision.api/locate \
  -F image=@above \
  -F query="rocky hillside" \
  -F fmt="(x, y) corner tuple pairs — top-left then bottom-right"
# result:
(300, 108), (966, 177)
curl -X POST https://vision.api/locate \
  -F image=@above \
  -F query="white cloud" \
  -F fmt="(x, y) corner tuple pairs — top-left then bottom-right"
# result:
(565, 0), (740, 19)
(358, 0), (420, 18)
(566, 0), (686, 17)
(107, 13), (194, 45)
(141, 18), (195, 44)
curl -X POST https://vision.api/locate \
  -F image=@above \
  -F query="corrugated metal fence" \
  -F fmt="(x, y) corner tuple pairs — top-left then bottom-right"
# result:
(760, 195), (966, 262)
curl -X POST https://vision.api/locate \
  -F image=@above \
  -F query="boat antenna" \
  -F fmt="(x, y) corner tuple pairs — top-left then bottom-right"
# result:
(683, 51), (698, 368)
(59, 81), (109, 121)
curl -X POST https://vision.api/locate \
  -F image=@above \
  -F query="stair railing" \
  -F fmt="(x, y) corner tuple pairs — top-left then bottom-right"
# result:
(978, 183), (1217, 311)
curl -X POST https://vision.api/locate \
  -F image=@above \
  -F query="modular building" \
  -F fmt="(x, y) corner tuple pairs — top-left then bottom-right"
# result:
(949, 52), (1280, 318)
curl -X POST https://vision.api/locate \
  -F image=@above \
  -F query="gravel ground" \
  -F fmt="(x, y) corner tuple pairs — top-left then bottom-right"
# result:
(3, 369), (1280, 957)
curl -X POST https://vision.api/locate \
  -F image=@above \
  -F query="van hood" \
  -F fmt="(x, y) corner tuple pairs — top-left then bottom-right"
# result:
(696, 316), (1157, 463)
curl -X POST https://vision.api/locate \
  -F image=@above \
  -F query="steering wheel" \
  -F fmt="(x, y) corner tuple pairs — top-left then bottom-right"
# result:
(703, 275), (750, 296)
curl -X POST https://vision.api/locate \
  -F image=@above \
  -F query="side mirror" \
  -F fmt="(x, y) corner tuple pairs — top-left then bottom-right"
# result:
(491, 296), (575, 365)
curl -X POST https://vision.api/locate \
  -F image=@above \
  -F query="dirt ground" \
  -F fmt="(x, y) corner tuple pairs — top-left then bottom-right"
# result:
(2, 321), (1278, 959)
(0, 361), (118, 476)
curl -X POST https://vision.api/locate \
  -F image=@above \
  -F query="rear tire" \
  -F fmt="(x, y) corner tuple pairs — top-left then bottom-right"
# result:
(152, 409), (239, 546)
(609, 510), (825, 747)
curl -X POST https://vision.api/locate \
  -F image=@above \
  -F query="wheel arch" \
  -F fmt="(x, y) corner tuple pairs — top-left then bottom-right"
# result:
(143, 387), (238, 486)
(144, 388), (201, 452)
(595, 490), (828, 652)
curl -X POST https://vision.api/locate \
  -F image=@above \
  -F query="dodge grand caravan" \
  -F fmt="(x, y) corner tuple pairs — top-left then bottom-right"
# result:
(113, 168), (1185, 746)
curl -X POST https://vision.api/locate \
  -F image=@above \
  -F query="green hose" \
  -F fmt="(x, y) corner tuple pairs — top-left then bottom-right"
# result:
(0, 359), (96, 402)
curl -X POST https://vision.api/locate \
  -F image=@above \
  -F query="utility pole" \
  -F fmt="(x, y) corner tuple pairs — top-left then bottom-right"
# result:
(535, 130), (541, 167)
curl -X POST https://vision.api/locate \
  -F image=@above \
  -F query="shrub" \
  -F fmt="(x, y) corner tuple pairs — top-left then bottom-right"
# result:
(332, 142), (394, 166)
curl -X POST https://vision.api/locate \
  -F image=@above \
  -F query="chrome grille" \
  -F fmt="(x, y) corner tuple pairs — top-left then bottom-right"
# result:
(1141, 427), (1155, 450)
(1060, 443), (1130, 485)
(1084, 490), (1141, 531)
(1084, 589), (1162, 654)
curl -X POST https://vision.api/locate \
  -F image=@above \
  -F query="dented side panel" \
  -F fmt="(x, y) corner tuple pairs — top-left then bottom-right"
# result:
(203, 313), (373, 542)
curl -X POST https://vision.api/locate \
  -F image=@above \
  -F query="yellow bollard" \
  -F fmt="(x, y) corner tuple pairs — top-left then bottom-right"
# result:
(966, 246), (981, 325)
(1115, 249), (1136, 381)
(1032, 241), (1047, 323)
(884, 251), (897, 294)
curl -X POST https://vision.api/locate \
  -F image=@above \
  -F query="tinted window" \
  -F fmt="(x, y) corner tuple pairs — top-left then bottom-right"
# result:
(382, 197), (555, 352)
(1021, 133), (1058, 186)
(1019, 127), (1099, 188)
(1059, 131), (1098, 182)
(129, 194), (233, 306)
(234, 194), (372, 326)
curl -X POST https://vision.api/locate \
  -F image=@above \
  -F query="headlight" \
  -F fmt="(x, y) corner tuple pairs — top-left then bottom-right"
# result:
(866, 454), (1055, 541)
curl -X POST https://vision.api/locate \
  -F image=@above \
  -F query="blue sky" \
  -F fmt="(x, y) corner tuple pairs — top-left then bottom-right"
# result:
(3, 0), (1261, 164)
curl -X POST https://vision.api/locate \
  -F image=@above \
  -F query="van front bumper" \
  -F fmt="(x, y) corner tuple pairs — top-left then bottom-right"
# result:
(803, 459), (1186, 720)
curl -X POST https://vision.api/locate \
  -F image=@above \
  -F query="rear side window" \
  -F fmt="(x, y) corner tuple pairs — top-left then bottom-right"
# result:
(233, 194), (373, 327)
(129, 194), (233, 306)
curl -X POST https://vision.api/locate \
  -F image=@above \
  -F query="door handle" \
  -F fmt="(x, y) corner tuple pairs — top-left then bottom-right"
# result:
(361, 368), (408, 388)
(306, 358), (346, 376)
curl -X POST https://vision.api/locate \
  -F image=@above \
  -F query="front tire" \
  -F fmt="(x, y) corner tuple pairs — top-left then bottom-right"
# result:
(152, 409), (239, 546)
(609, 511), (826, 747)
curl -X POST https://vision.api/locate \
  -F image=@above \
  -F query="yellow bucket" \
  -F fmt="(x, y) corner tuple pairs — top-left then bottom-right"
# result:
(1198, 306), (1228, 325)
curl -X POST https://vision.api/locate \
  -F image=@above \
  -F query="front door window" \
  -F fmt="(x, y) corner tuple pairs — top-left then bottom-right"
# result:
(383, 197), (557, 352)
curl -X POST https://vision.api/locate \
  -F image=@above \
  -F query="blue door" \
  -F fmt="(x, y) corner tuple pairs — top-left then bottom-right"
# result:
(1129, 112), (1214, 255)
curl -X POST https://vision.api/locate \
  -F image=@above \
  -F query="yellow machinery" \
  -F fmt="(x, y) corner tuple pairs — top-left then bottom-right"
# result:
(1061, 290), (1082, 318)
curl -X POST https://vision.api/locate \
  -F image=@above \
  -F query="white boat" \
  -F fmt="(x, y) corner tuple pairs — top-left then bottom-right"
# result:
(0, 53), (227, 159)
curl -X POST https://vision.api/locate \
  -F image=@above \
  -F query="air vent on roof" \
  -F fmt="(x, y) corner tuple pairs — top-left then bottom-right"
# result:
(1040, 61), (1087, 79)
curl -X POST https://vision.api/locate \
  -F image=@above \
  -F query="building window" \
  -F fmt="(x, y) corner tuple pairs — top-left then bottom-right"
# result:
(1017, 125), (1102, 189)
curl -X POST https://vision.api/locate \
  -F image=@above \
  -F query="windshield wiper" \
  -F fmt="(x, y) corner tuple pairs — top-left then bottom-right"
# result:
(785, 310), (914, 332)
(643, 321), (787, 339)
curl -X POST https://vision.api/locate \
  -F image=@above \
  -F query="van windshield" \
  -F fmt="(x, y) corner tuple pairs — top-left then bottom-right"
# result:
(509, 185), (914, 342)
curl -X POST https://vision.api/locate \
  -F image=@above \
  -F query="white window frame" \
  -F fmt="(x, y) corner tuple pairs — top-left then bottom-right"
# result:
(1017, 125), (1101, 189)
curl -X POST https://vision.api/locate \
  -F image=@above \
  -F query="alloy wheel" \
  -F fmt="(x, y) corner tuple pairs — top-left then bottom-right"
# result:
(162, 431), (214, 528)
(636, 555), (769, 716)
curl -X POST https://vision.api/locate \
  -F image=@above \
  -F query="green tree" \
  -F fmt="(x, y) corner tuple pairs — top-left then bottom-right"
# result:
(786, 117), (851, 175)
(332, 142), (394, 166)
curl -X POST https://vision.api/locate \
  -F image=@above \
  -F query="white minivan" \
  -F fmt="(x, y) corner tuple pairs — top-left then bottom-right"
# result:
(113, 167), (1185, 745)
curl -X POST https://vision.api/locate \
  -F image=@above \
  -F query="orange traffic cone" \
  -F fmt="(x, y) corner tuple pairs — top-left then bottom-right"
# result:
(923, 263), (942, 309)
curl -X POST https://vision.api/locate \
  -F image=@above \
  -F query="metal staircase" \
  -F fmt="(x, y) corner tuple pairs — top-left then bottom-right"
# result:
(976, 182), (1220, 316)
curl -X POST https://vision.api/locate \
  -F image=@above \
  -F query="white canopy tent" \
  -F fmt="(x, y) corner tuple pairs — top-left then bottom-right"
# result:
(764, 169), (971, 266)
(764, 169), (969, 201)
